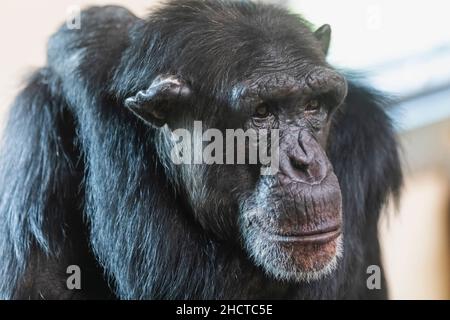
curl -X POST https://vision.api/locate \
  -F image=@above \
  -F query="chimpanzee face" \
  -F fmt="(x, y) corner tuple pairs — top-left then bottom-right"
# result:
(124, 18), (348, 282)
(235, 68), (347, 281)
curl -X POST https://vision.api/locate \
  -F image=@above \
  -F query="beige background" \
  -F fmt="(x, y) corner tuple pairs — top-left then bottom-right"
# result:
(0, 0), (156, 127)
(0, 1), (449, 299)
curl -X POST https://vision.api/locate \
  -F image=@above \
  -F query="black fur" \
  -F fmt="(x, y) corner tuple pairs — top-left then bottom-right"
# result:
(0, 1), (401, 299)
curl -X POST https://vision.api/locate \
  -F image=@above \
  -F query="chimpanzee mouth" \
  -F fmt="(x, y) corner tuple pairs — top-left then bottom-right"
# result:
(255, 222), (342, 245)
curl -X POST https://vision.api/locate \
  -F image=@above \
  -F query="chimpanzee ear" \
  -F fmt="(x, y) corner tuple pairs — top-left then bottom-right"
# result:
(124, 75), (192, 127)
(314, 24), (332, 55)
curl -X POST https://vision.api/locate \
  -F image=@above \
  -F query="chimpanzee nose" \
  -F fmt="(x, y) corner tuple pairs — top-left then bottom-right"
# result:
(279, 131), (328, 184)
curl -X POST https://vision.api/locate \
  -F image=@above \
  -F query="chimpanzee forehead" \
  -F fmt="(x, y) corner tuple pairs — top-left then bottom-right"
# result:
(230, 72), (304, 105)
(150, 0), (324, 63)
(142, 0), (327, 100)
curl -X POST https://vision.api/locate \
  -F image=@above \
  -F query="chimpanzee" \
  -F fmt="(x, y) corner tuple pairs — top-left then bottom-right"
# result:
(0, 0), (402, 299)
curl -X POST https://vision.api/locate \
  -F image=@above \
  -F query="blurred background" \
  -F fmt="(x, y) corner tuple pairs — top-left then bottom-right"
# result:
(0, 0), (449, 299)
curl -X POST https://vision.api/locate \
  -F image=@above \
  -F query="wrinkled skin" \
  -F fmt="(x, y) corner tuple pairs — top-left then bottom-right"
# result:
(233, 69), (347, 280)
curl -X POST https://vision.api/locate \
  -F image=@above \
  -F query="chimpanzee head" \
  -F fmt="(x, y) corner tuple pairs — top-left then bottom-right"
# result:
(120, 1), (348, 282)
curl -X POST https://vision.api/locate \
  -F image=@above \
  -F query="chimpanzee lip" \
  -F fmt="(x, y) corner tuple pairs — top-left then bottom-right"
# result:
(256, 223), (342, 245)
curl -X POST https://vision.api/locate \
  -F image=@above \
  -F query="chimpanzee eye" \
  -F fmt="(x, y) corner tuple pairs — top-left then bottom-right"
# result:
(304, 99), (321, 113)
(254, 103), (271, 118)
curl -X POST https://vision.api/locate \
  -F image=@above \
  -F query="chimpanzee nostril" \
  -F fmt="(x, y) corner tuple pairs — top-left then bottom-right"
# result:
(290, 156), (309, 172)
(278, 131), (329, 184)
